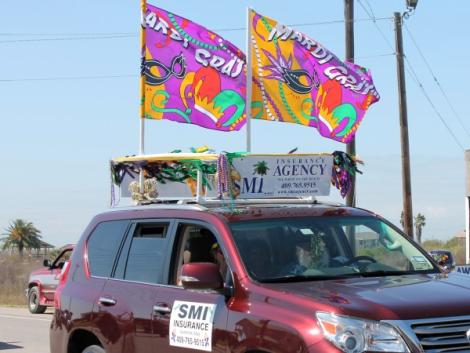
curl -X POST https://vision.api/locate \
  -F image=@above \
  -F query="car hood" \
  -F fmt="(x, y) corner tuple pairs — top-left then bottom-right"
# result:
(29, 267), (60, 287)
(30, 267), (51, 277)
(262, 272), (470, 320)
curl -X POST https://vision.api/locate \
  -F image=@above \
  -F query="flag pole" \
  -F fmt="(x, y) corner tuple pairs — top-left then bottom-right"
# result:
(139, 0), (146, 193)
(245, 7), (253, 153)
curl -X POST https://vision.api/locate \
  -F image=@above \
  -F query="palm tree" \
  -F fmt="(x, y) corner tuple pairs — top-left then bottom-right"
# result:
(414, 213), (426, 244)
(1, 219), (42, 256)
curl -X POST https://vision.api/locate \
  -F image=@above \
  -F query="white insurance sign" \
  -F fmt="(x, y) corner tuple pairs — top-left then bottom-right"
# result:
(169, 301), (217, 352)
(231, 154), (333, 198)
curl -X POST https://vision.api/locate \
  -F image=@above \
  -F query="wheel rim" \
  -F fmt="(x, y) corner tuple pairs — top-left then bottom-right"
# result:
(29, 291), (38, 310)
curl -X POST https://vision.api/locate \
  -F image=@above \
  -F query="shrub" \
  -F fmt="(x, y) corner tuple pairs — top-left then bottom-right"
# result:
(0, 253), (42, 306)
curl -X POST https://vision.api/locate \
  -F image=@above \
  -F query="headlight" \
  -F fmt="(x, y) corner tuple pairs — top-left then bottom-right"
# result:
(316, 312), (409, 353)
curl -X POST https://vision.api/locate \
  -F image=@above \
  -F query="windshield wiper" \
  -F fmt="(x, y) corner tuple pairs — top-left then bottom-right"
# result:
(258, 269), (438, 283)
(259, 270), (430, 283)
(258, 273), (359, 283)
(358, 270), (417, 277)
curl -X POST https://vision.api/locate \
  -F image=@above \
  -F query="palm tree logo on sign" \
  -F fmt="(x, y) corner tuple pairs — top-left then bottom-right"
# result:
(253, 161), (270, 176)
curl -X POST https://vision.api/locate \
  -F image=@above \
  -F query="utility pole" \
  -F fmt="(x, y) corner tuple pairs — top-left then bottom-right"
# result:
(465, 150), (470, 263)
(394, 12), (414, 239)
(345, 0), (355, 207)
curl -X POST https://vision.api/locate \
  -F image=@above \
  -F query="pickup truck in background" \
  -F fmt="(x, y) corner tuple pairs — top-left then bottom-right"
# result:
(26, 244), (74, 313)
(429, 249), (456, 272)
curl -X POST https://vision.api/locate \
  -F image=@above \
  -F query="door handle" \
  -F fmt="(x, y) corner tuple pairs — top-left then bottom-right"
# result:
(153, 304), (172, 315)
(98, 297), (117, 306)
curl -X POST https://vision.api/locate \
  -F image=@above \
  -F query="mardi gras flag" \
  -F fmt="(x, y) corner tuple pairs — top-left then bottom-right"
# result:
(142, 4), (246, 131)
(249, 10), (380, 143)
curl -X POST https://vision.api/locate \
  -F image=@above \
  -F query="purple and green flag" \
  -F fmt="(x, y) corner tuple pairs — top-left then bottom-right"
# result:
(142, 4), (246, 131)
(249, 10), (380, 143)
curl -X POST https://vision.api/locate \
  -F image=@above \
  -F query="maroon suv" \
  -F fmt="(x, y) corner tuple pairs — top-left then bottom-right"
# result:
(50, 203), (470, 353)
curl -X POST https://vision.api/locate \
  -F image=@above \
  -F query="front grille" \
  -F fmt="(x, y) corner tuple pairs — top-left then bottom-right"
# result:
(410, 317), (470, 353)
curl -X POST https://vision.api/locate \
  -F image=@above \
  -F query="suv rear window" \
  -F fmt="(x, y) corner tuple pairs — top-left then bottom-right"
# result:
(122, 223), (169, 284)
(87, 220), (129, 278)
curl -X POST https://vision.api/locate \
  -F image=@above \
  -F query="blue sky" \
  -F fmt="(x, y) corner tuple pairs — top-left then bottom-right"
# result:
(1, 1), (469, 246)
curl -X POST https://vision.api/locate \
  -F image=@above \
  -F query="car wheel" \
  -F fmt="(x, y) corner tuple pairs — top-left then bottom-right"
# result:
(28, 286), (47, 314)
(81, 345), (105, 353)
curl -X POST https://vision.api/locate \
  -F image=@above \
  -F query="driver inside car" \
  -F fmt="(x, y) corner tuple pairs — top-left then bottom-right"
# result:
(210, 242), (228, 278)
(278, 233), (330, 276)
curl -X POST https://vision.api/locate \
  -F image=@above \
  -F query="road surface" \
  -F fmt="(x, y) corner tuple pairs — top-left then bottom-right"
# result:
(0, 306), (52, 353)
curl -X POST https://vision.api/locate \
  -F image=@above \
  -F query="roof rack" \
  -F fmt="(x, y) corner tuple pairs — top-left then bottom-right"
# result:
(181, 196), (317, 206)
(107, 197), (344, 216)
(108, 203), (208, 212)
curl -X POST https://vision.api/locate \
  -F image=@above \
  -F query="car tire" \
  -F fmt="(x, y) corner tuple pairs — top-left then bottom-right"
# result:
(28, 286), (47, 314)
(81, 345), (105, 353)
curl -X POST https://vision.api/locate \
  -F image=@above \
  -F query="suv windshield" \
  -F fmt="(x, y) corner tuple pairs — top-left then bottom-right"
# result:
(229, 216), (438, 282)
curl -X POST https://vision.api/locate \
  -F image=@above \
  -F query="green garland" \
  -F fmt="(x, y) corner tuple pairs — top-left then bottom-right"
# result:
(111, 159), (216, 189)
(224, 151), (247, 165)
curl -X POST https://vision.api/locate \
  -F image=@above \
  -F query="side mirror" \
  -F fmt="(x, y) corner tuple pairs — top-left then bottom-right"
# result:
(181, 263), (223, 290)
(43, 259), (51, 268)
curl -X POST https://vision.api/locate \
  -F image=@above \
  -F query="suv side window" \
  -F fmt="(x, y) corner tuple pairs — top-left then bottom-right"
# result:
(170, 223), (225, 286)
(120, 222), (169, 284)
(87, 220), (130, 278)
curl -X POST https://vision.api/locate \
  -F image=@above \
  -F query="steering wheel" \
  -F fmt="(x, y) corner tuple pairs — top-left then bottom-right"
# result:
(344, 255), (377, 266)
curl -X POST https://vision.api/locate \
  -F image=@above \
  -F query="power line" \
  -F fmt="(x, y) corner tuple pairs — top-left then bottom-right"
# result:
(357, 0), (465, 152)
(0, 8), (393, 84)
(0, 51), (394, 82)
(356, 1), (420, 90)
(0, 32), (136, 37)
(0, 17), (393, 43)
(0, 74), (137, 82)
(403, 56), (465, 151)
(356, 52), (395, 60)
(0, 34), (137, 44)
(363, 0), (377, 20)
(357, 0), (394, 49)
(358, 0), (373, 19)
(404, 23), (470, 141)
